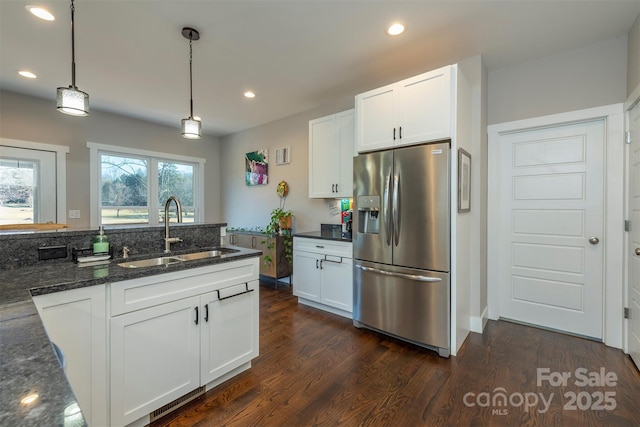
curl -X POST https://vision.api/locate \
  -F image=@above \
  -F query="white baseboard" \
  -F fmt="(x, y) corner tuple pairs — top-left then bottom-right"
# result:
(470, 306), (488, 333)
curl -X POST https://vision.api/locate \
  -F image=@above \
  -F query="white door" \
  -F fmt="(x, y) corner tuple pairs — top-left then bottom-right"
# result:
(292, 251), (321, 302)
(355, 83), (396, 152)
(498, 119), (605, 339)
(320, 256), (353, 313)
(628, 102), (640, 369)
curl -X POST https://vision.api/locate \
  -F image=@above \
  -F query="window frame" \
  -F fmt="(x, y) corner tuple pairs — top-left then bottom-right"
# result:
(88, 142), (205, 227)
(1, 138), (69, 224)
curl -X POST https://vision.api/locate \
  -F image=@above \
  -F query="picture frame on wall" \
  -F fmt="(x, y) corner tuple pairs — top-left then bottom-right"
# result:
(275, 147), (290, 165)
(458, 148), (471, 213)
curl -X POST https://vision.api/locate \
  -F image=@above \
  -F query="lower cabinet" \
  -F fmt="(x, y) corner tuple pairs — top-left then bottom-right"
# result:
(292, 237), (353, 318)
(33, 285), (108, 427)
(109, 259), (259, 427)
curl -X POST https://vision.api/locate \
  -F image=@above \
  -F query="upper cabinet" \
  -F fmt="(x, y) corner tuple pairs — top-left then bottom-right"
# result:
(355, 65), (453, 153)
(309, 109), (355, 198)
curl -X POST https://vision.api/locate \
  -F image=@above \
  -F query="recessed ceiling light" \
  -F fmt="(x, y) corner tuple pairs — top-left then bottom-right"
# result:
(387, 23), (405, 36)
(244, 91), (256, 98)
(26, 5), (55, 21)
(18, 70), (38, 79)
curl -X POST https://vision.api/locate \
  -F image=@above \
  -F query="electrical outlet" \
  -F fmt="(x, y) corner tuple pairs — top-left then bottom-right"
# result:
(69, 210), (80, 219)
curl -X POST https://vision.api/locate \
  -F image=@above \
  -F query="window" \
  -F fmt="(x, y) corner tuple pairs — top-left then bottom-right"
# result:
(88, 143), (205, 227)
(0, 140), (68, 225)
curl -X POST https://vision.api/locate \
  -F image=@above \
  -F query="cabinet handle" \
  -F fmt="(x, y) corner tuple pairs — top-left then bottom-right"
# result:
(194, 306), (199, 325)
(335, 184), (339, 193)
(204, 303), (209, 322)
(393, 128), (396, 140)
(399, 126), (402, 139)
(320, 259), (323, 270)
(315, 245), (324, 248)
(216, 283), (254, 301)
(316, 259), (319, 269)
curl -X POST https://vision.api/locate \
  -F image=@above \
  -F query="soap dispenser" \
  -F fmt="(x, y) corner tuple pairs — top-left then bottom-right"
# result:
(92, 226), (110, 255)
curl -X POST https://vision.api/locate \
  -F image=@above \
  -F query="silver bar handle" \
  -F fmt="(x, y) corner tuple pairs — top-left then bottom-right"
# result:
(384, 167), (392, 245)
(392, 174), (400, 246)
(355, 264), (442, 282)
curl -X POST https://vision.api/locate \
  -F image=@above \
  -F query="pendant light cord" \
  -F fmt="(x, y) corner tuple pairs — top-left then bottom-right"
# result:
(189, 33), (194, 120)
(70, 0), (77, 89)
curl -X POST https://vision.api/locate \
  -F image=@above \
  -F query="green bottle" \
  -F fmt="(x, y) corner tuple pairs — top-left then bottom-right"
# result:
(92, 226), (110, 255)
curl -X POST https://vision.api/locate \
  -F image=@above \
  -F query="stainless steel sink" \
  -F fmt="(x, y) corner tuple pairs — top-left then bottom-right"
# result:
(117, 248), (239, 268)
(118, 256), (184, 268)
(175, 248), (238, 261)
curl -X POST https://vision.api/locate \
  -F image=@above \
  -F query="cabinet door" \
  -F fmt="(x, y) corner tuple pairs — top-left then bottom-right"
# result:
(110, 296), (200, 427)
(200, 280), (259, 384)
(33, 286), (108, 427)
(336, 109), (355, 198)
(356, 83), (397, 153)
(320, 256), (353, 313)
(292, 251), (321, 302)
(309, 114), (340, 198)
(397, 65), (452, 146)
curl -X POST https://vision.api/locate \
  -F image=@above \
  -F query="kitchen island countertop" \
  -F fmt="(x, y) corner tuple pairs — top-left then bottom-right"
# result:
(0, 245), (261, 427)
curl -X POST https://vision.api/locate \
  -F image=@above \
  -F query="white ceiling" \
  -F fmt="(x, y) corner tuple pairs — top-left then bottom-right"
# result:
(1, 1), (639, 137)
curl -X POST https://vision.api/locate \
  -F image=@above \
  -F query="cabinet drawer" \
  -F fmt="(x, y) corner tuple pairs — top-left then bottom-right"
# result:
(110, 258), (259, 316)
(293, 237), (352, 258)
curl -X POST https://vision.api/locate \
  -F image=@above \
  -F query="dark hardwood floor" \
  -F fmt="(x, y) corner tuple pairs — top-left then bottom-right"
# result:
(151, 280), (640, 427)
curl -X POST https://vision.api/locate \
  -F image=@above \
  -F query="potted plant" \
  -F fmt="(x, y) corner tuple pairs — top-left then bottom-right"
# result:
(262, 180), (294, 273)
(262, 207), (293, 268)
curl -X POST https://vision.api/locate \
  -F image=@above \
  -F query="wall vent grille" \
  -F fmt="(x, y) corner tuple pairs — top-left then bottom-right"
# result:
(149, 386), (206, 422)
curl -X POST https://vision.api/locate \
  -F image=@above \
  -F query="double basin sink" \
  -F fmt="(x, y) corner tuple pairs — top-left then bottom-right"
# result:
(117, 248), (239, 269)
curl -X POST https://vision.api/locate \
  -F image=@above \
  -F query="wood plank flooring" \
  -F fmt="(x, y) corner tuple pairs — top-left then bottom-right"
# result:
(151, 280), (640, 427)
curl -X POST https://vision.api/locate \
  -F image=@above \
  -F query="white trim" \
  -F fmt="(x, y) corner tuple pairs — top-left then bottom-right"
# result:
(623, 84), (640, 355)
(0, 138), (69, 223)
(470, 306), (488, 333)
(488, 103), (624, 349)
(87, 142), (206, 227)
(86, 142), (206, 166)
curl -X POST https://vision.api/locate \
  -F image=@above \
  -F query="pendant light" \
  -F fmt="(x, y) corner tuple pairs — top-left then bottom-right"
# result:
(181, 27), (201, 139)
(56, 0), (89, 116)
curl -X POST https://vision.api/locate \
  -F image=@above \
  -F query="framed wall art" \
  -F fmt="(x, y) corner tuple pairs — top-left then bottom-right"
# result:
(458, 148), (471, 213)
(245, 149), (268, 186)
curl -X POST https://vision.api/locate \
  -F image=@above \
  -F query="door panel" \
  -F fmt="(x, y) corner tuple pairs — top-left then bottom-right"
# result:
(353, 260), (449, 350)
(353, 150), (394, 265)
(628, 102), (640, 370)
(393, 142), (450, 271)
(498, 119), (605, 339)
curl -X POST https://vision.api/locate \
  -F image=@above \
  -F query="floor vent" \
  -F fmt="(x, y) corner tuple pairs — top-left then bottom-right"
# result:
(149, 386), (206, 422)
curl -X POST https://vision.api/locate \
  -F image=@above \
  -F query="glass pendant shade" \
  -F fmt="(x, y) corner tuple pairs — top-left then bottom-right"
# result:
(56, 86), (89, 116)
(181, 117), (201, 139)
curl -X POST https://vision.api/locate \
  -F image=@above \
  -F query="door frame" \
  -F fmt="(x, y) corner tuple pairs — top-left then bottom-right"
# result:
(0, 138), (69, 224)
(624, 83), (640, 355)
(487, 104), (624, 349)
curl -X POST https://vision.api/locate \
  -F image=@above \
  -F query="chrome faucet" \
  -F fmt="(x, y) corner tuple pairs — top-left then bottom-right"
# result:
(164, 196), (183, 253)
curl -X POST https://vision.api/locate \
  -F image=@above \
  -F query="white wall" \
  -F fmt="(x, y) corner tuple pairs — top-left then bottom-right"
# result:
(488, 37), (628, 125)
(219, 96), (355, 233)
(0, 90), (223, 229)
(628, 14), (640, 95)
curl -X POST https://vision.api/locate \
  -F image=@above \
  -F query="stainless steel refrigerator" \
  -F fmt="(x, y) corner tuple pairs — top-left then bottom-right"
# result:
(353, 141), (450, 357)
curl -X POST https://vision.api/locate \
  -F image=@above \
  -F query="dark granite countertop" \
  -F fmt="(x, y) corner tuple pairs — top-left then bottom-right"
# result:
(0, 245), (261, 427)
(294, 230), (352, 243)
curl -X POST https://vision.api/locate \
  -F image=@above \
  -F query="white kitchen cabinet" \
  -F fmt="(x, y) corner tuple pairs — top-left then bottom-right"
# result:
(309, 109), (355, 198)
(33, 285), (108, 427)
(356, 65), (453, 152)
(292, 237), (353, 317)
(110, 296), (201, 427)
(109, 258), (260, 427)
(201, 281), (259, 384)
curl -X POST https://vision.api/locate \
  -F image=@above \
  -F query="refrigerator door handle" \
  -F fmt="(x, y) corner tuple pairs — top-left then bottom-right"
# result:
(355, 264), (442, 282)
(384, 167), (392, 245)
(392, 174), (400, 246)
